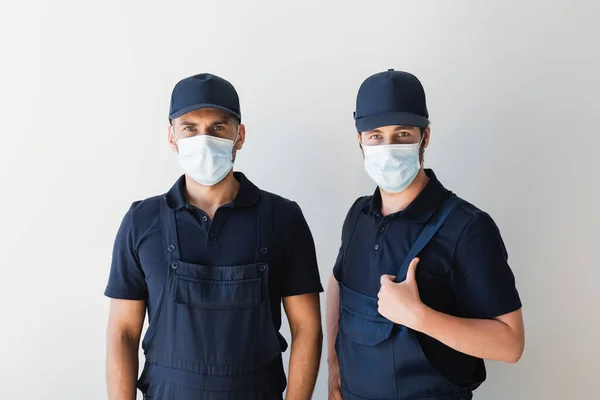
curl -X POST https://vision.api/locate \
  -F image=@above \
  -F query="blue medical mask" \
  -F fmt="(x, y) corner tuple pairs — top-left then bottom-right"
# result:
(175, 134), (238, 186)
(362, 140), (422, 193)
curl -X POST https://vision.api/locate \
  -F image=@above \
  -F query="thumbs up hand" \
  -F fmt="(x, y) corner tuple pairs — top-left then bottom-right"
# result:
(377, 257), (426, 330)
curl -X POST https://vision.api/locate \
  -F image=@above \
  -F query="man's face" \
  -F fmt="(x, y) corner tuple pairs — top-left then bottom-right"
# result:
(168, 107), (246, 159)
(358, 125), (430, 161)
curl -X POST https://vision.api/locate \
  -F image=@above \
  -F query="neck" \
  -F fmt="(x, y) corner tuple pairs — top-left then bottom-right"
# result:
(184, 171), (239, 218)
(380, 169), (429, 216)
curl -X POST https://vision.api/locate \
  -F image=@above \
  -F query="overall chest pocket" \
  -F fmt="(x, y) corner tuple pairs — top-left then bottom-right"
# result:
(339, 283), (394, 346)
(338, 305), (397, 398)
(173, 274), (263, 309)
(340, 305), (393, 346)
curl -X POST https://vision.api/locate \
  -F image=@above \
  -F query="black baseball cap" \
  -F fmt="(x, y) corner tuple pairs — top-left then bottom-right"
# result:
(169, 73), (241, 122)
(354, 69), (429, 132)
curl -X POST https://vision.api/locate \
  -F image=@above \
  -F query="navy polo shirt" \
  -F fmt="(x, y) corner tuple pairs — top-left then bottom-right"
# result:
(333, 169), (521, 386)
(105, 172), (323, 350)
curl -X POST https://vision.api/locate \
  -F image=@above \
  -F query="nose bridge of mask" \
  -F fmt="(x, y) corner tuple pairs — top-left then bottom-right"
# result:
(176, 133), (235, 151)
(391, 134), (424, 150)
(363, 132), (424, 153)
(364, 142), (418, 158)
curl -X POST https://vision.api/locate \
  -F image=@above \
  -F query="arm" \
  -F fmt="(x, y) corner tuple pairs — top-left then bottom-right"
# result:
(283, 293), (323, 400)
(326, 274), (343, 400)
(378, 212), (524, 364)
(417, 305), (524, 363)
(277, 201), (324, 399)
(378, 261), (524, 363)
(104, 204), (149, 399)
(106, 299), (146, 400)
(325, 197), (363, 399)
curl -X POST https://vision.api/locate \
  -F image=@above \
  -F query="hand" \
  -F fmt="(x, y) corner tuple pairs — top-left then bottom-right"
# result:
(377, 257), (426, 330)
(328, 362), (343, 400)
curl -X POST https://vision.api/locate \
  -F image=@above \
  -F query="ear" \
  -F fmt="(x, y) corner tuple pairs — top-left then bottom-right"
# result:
(235, 124), (246, 150)
(357, 132), (365, 157)
(422, 126), (431, 149)
(168, 125), (178, 153)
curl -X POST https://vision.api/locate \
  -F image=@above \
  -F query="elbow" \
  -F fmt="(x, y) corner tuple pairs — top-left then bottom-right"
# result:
(505, 337), (525, 364)
(291, 324), (323, 359)
(315, 325), (325, 345)
(327, 274), (339, 293)
(505, 352), (522, 364)
(106, 324), (141, 349)
(291, 322), (323, 343)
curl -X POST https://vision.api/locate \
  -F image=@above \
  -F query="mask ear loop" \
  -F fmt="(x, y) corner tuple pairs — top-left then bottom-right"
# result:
(417, 130), (427, 169)
(172, 130), (180, 152)
(230, 128), (242, 162)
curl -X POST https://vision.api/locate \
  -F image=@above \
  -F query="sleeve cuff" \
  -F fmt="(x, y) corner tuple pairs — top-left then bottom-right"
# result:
(104, 287), (146, 301)
(470, 298), (522, 319)
(281, 283), (324, 297)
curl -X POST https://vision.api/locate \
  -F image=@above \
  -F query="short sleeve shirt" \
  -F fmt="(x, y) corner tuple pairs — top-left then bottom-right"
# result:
(333, 169), (521, 385)
(105, 172), (323, 350)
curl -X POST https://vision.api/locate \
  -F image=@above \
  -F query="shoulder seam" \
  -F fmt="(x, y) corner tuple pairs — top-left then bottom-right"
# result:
(449, 209), (486, 274)
(130, 196), (162, 254)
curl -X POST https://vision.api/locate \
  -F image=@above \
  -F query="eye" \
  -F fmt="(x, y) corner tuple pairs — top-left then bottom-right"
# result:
(213, 125), (225, 131)
(369, 134), (381, 140)
(398, 131), (409, 137)
(183, 126), (194, 131)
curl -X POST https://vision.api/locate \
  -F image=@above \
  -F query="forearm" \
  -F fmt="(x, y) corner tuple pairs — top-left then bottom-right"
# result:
(325, 274), (340, 366)
(416, 306), (524, 363)
(106, 333), (140, 400)
(285, 326), (322, 400)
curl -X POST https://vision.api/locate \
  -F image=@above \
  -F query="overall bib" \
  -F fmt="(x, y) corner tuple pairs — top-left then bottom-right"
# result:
(337, 195), (475, 400)
(137, 193), (286, 399)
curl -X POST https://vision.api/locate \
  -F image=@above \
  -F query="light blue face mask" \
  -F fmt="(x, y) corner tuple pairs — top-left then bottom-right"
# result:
(175, 134), (238, 186)
(363, 141), (422, 193)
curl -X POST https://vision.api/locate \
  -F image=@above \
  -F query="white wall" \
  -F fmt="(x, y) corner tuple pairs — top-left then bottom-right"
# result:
(1, 0), (599, 399)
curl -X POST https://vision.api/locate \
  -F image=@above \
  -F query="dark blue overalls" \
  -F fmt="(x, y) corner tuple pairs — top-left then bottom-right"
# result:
(137, 193), (286, 399)
(336, 195), (474, 400)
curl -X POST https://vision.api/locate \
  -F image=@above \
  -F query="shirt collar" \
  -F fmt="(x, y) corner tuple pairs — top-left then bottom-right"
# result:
(165, 171), (261, 210)
(363, 169), (450, 223)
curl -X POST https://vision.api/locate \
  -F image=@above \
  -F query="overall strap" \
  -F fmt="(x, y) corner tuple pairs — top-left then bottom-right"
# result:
(394, 194), (461, 282)
(255, 191), (272, 264)
(339, 197), (370, 282)
(159, 195), (182, 262)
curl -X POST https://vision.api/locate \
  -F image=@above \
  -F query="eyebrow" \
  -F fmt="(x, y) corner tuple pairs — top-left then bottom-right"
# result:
(179, 119), (231, 127)
(367, 126), (414, 134)
(210, 119), (230, 126)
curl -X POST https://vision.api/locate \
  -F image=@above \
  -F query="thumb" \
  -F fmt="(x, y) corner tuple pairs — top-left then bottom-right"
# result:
(380, 274), (395, 287)
(406, 257), (420, 281)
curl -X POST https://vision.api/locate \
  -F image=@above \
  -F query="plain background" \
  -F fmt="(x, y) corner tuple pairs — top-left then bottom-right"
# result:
(1, 0), (599, 399)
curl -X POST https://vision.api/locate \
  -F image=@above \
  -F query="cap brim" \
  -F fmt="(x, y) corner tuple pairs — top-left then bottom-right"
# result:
(355, 111), (429, 132)
(169, 103), (241, 120)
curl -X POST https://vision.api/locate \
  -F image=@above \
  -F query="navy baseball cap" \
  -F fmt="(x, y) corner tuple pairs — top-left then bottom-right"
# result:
(169, 73), (241, 121)
(354, 69), (429, 132)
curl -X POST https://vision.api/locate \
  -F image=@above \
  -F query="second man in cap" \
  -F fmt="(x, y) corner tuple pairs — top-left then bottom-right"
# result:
(327, 69), (524, 400)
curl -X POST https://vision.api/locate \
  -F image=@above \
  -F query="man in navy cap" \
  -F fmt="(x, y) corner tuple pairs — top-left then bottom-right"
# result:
(326, 70), (524, 400)
(105, 73), (323, 400)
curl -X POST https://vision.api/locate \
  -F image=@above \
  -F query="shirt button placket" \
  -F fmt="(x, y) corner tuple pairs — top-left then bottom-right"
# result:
(372, 224), (386, 258)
